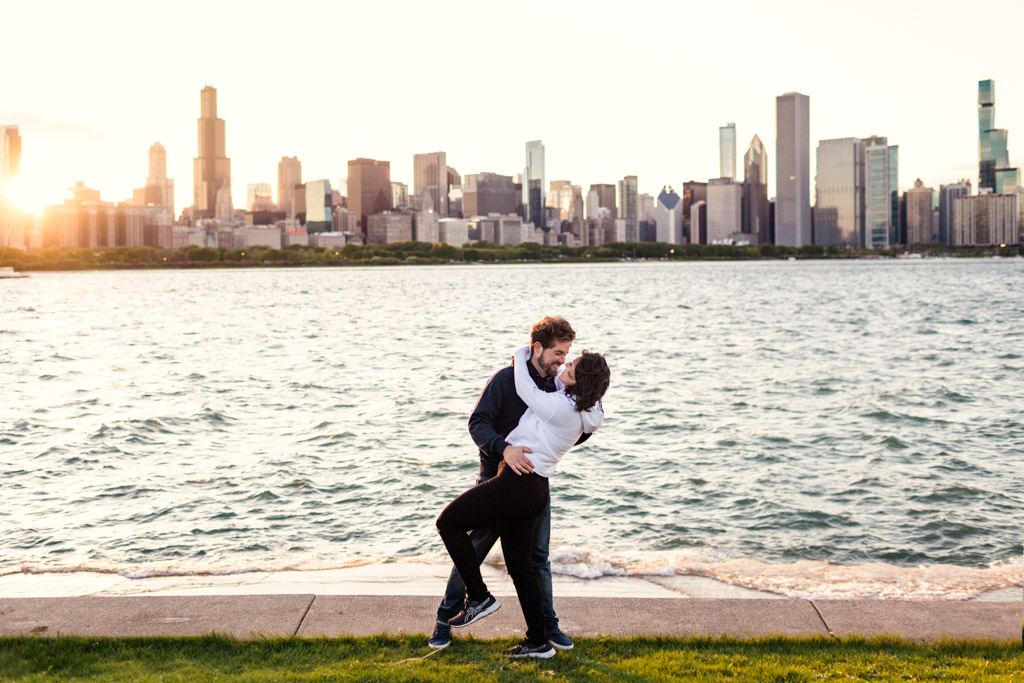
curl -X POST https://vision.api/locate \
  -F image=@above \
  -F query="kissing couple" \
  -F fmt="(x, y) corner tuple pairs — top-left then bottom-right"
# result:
(431, 316), (610, 658)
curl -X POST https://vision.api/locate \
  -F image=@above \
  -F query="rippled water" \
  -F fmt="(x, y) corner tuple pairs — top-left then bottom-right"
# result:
(1, 260), (1022, 598)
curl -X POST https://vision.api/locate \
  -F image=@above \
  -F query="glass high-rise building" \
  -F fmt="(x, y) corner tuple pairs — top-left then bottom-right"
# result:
(743, 135), (769, 244)
(978, 79), (1020, 194)
(814, 138), (864, 248)
(863, 136), (899, 249)
(617, 175), (638, 242)
(523, 140), (546, 229)
(775, 92), (811, 247)
(719, 123), (737, 180)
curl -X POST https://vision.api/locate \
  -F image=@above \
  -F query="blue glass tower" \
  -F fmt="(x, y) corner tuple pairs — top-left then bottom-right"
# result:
(978, 79), (1019, 194)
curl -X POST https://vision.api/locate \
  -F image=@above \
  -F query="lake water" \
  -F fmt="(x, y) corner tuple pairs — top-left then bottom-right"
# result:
(1, 260), (1021, 599)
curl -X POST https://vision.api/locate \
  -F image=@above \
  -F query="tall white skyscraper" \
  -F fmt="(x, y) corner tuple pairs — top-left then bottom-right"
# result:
(719, 123), (736, 180)
(524, 140), (546, 228)
(775, 92), (811, 247)
(655, 186), (683, 244)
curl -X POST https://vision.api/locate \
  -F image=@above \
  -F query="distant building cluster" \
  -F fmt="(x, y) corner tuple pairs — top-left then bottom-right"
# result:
(1, 80), (1021, 252)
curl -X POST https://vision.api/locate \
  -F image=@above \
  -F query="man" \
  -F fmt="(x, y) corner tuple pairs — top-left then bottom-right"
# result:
(429, 316), (586, 651)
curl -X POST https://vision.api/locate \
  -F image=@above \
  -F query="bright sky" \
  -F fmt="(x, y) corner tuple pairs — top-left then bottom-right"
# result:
(2, 0), (1023, 215)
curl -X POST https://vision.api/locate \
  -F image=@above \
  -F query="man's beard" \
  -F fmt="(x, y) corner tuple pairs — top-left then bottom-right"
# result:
(536, 352), (558, 377)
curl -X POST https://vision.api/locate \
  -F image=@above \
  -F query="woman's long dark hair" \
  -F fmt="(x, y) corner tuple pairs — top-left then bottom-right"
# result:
(564, 351), (610, 412)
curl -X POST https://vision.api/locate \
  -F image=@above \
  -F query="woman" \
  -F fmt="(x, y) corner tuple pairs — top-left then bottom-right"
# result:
(436, 344), (610, 658)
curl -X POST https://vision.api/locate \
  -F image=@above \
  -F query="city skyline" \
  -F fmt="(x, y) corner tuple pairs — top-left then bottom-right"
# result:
(2, 0), (1023, 215)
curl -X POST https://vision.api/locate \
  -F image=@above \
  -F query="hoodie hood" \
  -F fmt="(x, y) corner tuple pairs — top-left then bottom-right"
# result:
(581, 402), (604, 433)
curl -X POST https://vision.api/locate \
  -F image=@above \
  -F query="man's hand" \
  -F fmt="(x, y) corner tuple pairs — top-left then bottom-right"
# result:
(502, 445), (534, 475)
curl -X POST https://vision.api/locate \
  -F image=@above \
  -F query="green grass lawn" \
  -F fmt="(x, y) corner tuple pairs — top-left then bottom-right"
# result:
(0, 635), (1020, 682)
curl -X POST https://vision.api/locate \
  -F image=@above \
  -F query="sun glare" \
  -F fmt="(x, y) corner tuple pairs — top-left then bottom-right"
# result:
(4, 176), (55, 215)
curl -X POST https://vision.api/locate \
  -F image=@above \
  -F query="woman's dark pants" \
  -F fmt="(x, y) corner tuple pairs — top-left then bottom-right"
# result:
(436, 466), (549, 645)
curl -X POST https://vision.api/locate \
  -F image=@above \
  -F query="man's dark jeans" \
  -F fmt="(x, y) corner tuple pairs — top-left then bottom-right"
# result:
(435, 458), (557, 631)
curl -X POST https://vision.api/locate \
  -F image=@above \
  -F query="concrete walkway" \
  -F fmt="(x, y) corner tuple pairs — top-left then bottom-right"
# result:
(0, 595), (1019, 643)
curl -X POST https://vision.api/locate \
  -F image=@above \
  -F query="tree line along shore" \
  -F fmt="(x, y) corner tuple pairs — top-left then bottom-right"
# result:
(1, 241), (1022, 272)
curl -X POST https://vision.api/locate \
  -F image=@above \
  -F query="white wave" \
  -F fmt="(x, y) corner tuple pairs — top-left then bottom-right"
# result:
(544, 546), (1022, 600)
(3, 549), (1020, 601)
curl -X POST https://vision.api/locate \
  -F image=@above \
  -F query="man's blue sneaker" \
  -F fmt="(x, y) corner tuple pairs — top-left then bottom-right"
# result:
(428, 620), (451, 650)
(547, 625), (574, 651)
(503, 640), (556, 659)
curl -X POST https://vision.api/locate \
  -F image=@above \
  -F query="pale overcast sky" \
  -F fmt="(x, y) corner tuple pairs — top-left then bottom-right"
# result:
(2, 0), (1022, 214)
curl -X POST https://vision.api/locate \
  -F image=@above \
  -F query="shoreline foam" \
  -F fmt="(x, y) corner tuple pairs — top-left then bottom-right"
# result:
(0, 560), (1018, 602)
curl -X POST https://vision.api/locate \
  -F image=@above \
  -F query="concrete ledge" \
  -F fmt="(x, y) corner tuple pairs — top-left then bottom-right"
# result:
(269, 596), (828, 640)
(0, 595), (1018, 643)
(814, 600), (1022, 643)
(0, 595), (315, 638)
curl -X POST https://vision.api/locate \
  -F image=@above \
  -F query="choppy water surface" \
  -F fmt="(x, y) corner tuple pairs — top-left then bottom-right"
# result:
(1, 260), (1022, 598)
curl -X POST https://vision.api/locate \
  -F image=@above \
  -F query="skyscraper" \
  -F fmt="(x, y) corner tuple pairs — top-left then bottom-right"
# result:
(952, 193), (1019, 246)
(863, 135), (899, 248)
(905, 179), (935, 244)
(655, 186), (682, 244)
(278, 157), (302, 217)
(618, 175), (638, 241)
(148, 143), (166, 185)
(719, 123), (737, 180)
(978, 79), (1020, 194)
(129, 143), (174, 209)
(707, 178), (743, 243)
(305, 180), (332, 233)
(347, 158), (392, 234)
(464, 173), (515, 217)
(0, 123), (19, 250)
(743, 135), (769, 244)
(391, 182), (409, 209)
(814, 138), (864, 248)
(939, 181), (970, 245)
(1, 122), (21, 197)
(192, 86), (230, 219)
(776, 92), (811, 247)
(414, 151), (448, 216)
(245, 183), (274, 212)
(588, 183), (617, 218)
(682, 181), (708, 244)
(523, 140), (546, 228)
